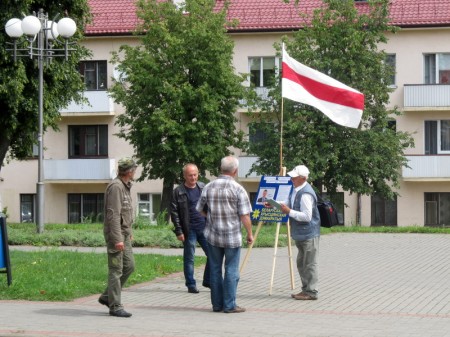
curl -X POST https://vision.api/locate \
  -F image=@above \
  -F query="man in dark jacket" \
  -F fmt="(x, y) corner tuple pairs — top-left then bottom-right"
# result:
(170, 163), (210, 293)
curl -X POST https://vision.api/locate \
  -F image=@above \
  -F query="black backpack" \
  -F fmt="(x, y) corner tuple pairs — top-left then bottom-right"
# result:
(317, 195), (340, 228)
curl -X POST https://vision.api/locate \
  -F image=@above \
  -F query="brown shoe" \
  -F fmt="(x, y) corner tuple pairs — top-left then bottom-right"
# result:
(291, 292), (305, 298)
(293, 293), (317, 300)
(224, 306), (246, 313)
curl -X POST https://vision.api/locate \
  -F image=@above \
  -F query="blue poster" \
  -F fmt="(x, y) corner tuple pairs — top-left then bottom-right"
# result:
(251, 176), (293, 223)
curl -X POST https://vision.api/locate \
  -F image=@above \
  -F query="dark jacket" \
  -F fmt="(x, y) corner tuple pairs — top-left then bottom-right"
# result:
(170, 182), (205, 237)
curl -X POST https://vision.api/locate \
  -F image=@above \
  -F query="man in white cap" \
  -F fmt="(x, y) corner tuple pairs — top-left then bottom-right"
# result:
(280, 164), (320, 300)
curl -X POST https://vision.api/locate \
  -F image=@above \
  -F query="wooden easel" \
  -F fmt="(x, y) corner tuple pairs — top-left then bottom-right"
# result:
(240, 167), (295, 295)
(269, 167), (295, 295)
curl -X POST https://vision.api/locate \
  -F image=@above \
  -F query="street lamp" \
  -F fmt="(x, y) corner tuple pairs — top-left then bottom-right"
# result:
(5, 9), (77, 233)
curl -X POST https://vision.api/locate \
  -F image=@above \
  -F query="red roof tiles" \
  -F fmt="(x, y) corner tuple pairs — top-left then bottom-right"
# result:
(86, 0), (139, 35)
(85, 0), (450, 36)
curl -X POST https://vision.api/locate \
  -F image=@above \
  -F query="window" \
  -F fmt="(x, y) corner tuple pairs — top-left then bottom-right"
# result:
(249, 57), (279, 88)
(79, 61), (107, 90)
(424, 120), (450, 154)
(425, 193), (450, 227)
(371, 194), (397, 226)
(20, 194), (35, 223)
(385, 54), (396, 86)
(387, 120), (396, 132)
(68, 193), (104, 223)
(32, 142), (38, 157)
(424, 53), (450, 84)
(249, 192), (257, 206)
(320, 192), (344, 225)
(137, 193), (161, 221)
(248, 122), (270, 144)
(69, 125), (108, 158)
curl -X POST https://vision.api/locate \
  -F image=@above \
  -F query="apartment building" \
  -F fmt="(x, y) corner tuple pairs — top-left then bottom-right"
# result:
(1, 0), (450, 227)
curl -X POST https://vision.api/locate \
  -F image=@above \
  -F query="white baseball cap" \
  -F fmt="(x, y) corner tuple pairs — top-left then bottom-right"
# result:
(287, 165), (310, 178)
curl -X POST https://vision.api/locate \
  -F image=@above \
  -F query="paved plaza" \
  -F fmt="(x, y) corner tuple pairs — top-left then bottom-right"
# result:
(2, 233), (450, 337)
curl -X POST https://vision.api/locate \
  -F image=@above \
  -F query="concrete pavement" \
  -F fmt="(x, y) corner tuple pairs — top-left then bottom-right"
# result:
(2, 233), (450, 337)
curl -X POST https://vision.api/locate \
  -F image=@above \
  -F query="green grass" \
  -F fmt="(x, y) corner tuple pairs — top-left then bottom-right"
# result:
(7, 223), (183, 248)
(6, 223), (450, 249)
(0, 249), (205, 301)
(324, 225), (450, 234)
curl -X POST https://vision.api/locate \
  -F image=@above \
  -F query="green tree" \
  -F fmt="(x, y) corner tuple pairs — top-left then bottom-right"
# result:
(109, 0), (247, 217)
(0, 0), (90, 169)
(248, 0), (414, 222)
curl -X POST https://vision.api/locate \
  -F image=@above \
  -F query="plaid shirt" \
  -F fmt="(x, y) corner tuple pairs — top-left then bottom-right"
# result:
(196, 175), (252, 248)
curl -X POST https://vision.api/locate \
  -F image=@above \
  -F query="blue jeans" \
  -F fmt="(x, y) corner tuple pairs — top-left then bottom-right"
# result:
(183, 227), (210, 288)
(208, 244), (241, 312)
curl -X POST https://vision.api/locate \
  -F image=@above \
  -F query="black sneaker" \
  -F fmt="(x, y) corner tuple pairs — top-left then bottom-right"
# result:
(188, 287), (199, 293)
(109, 309), (132, 318)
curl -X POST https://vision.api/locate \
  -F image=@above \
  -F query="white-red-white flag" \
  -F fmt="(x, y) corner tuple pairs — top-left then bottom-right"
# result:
(282, 46), (364, 128)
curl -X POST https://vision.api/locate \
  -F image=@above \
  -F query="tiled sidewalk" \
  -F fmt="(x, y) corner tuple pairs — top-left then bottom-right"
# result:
(2, 233), (450, 337)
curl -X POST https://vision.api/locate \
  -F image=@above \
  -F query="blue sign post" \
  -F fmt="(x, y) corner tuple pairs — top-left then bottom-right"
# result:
(0, 214), (12, 286)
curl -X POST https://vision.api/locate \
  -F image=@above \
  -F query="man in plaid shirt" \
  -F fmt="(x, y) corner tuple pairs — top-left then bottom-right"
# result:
(196, 156), (253, 313)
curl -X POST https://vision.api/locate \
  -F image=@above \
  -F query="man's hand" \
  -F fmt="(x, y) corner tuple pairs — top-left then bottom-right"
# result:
(280, 203), (291, 214)
(115, 242), (125, 251)
(246, 233), (254, 244)
(177, 234), (185, 242)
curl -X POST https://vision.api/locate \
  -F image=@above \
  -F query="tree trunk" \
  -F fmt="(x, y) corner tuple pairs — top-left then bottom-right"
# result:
(356, 193), (362, 226)
(0, 135), (11, 174)
(160, 177), (174, 223)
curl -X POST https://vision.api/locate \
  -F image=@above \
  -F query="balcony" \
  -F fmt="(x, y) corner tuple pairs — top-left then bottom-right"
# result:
(238, 156), (261, 180)
(402, 155), (450, 181)
(44, 158), (116, 182)
(404, 84), (450, 109)
(60, 91), (115, 115)
(239, 87), (272, 108)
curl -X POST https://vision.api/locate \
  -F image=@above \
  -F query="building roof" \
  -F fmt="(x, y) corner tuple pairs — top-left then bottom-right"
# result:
(85, 0), (450, 36)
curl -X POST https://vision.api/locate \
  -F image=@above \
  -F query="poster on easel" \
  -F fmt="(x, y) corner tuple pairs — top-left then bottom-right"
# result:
(251, 176), (293, 224)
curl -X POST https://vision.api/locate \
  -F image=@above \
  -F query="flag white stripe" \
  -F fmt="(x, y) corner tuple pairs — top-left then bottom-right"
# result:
(282, 46), (363, 128)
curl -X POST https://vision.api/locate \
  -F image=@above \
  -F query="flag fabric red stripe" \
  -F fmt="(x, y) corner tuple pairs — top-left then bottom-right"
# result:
(281, 46), (364, 128)
(282, 62), (364, 110)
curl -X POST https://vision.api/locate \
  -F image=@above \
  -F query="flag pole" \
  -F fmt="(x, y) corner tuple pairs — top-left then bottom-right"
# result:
(270, 43), (295, 293)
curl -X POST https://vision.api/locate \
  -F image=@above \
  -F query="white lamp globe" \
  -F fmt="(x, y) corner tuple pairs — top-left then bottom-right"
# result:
(21, 15), (41, 36)
(5, 18), (23, 38)
(57, 18), (76, 38)
(45, 20), (59, 40)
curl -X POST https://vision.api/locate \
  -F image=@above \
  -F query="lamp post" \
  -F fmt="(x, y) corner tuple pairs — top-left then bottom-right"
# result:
(5, 9), (77, 233)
